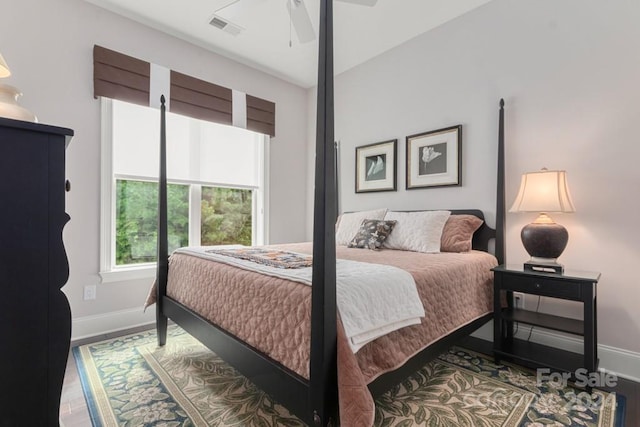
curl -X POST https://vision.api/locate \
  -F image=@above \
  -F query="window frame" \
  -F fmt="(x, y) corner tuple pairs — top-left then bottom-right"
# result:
(99, 98), (269, 283)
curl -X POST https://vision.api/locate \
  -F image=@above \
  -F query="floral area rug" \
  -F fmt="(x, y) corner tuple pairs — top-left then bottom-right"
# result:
(74, 325), (623, 426)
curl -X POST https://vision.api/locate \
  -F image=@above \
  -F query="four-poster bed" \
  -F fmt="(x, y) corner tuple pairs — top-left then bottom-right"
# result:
(153, 1), (506, 425)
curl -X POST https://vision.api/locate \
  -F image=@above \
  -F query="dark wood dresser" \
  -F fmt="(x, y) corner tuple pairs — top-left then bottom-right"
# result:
(0, 117), (74, 426)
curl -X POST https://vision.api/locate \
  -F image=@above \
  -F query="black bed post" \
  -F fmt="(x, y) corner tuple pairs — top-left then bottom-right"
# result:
(309, 0), (338, 425)
(495, 99), (506, 265)
(156, 95), (169, 346)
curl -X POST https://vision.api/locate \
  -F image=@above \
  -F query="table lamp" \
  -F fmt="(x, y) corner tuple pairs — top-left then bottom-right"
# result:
(509, 168), (575, 274)
(0, 51), (37, 122)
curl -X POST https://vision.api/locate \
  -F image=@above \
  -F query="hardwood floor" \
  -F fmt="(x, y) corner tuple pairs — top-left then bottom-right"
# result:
(60, 331), (638, 426)
(60, 352), (92, 427)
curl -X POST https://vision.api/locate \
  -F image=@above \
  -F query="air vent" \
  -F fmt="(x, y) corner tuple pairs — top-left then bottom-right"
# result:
(210, 16), (227, 29)
(209, 15), (243, 36)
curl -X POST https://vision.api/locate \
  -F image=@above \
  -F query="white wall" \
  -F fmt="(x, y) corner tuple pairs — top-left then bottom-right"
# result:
(307, 0), (640, 371)
(1, 0), (309, 337)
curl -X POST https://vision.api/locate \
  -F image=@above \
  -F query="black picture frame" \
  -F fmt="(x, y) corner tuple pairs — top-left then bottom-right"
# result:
(406, 125), (462, 189)
(355, 139), (397, 193)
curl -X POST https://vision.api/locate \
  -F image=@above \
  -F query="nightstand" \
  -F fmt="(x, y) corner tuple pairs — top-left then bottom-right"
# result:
(492, 265), (601, 377)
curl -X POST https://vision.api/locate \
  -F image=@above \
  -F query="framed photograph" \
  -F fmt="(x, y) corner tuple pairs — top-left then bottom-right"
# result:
(355, 139), (397, 193)
(406, 125), (461, 189)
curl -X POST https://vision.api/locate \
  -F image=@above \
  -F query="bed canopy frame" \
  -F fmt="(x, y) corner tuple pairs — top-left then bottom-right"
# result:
(155, 1), (506, 425)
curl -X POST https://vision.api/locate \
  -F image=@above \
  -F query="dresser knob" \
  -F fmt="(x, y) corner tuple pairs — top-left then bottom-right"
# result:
(535, 283), (541, 289)
(65, 180), (71, 192)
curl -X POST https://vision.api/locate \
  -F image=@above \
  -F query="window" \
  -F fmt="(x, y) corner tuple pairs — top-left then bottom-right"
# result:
(100, 99), (268, 282)
(114, 180), (189, 265)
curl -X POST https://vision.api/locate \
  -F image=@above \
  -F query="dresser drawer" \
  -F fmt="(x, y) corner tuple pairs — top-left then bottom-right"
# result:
(501, 274), (581, 300)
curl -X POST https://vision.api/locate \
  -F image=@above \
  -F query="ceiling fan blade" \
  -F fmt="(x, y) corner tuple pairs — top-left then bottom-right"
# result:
(286, 0), (315, 44)
(336, 0), (378, 6)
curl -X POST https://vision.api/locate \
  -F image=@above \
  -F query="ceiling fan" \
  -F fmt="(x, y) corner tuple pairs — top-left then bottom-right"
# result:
(210, 0), (378, 43)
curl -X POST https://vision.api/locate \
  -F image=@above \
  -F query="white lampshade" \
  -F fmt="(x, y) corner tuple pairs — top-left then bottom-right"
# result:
(0, 53), (11, 78)
(509, 169), (575, 213)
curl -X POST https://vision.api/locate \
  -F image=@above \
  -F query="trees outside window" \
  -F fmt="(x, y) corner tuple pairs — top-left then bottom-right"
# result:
(201, 187), (252, 247)
(115, 181), (254, 265)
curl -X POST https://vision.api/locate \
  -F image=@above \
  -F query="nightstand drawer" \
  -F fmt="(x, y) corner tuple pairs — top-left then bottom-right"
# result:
(501, 274), (581, 299)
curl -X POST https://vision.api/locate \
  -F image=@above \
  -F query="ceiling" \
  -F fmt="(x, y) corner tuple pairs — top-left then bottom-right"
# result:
(83, 0), (492, 88)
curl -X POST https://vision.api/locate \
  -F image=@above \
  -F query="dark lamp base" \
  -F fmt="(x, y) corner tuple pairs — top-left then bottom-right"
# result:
(520, 215), (569, 274)
(521, 220), (569, 259)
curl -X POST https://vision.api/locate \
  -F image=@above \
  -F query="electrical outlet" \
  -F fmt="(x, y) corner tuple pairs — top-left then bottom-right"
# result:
(84, 285), (97, 300)
(513, 292), (524, 309)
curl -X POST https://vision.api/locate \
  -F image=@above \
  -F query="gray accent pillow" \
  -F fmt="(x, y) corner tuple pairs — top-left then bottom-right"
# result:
(347, 219), (397, 250)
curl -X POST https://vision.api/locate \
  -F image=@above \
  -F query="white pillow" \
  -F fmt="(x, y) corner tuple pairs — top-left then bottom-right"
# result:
(383, 210), (451, 253)
(336, 209), (387, 246)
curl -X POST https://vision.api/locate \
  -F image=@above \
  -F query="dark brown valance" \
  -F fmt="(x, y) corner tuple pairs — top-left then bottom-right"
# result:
(247, 95), (276, 137)
(93, 45), (150, 106)
(93, 45), (276, 138)
(169, 71), (232, 126)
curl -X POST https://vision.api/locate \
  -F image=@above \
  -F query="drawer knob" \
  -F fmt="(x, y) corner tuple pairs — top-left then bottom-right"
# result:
(535, 283), (541, 289)
(65, 180), (71, 192)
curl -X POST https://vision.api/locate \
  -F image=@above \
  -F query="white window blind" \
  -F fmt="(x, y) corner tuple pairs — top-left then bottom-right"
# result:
(112, 99), (261, 187)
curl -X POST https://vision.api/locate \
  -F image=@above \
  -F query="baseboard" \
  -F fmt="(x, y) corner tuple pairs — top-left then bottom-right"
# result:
(472, 321), (640, 383)
(72, 307), (155, 341)
(72, 309), (640, 383)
